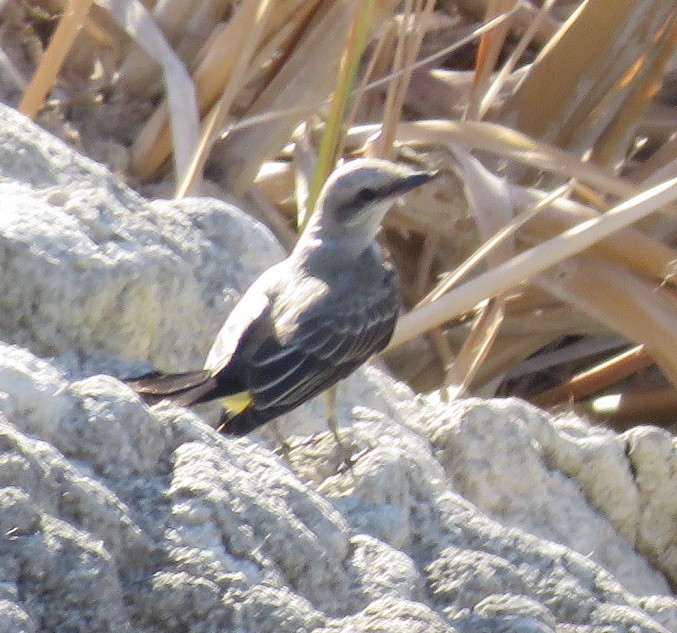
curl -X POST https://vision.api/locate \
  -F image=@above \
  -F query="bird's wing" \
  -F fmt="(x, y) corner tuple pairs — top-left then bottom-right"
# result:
(245, 266), (399, 413)
(203, 264), (283, 374)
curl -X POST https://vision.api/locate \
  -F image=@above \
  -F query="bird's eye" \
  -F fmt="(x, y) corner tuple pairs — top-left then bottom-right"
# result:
(357, 187), (376, 202)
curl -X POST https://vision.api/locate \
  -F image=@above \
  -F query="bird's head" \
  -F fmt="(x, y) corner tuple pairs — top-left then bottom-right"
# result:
(300, 158), (438, 259)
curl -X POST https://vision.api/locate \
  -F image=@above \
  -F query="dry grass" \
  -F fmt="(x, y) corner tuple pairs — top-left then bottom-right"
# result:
(11, 0), (677, 429)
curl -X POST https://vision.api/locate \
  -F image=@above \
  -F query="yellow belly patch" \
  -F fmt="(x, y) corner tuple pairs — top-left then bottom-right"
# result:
(220, 391), (252, 415)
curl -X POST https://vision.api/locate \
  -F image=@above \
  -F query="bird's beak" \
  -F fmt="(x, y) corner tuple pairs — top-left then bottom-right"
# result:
(385, 169), (440, 198)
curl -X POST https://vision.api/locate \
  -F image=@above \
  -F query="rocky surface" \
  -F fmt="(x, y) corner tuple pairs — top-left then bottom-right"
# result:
(0, 103), (675, 632)
(0, 103), (283, 371)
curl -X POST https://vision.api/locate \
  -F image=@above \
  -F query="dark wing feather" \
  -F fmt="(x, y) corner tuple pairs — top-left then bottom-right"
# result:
(244, 268), (399, 417)
(248, 344), (316, 408)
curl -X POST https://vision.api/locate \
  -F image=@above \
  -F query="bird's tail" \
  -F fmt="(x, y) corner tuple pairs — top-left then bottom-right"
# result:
(216, 407), (266, 437)
(126, 369), (216, 407)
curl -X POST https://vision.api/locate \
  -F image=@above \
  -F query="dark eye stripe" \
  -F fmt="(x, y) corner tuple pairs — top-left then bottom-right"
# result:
(335, 187), (379, 223)
(357, 187), (376, 203)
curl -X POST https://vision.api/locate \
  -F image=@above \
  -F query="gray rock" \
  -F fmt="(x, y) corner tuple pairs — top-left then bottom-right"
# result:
(423, 396), (676, 591)
(2, 346), (673, 633)
(0, 104), (283, 372)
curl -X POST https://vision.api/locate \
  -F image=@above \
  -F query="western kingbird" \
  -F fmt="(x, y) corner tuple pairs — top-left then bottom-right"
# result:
(128, 158), (438, 436)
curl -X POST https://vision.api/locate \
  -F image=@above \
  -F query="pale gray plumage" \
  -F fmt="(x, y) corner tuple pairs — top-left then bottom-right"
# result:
(128, 158), (438, 435)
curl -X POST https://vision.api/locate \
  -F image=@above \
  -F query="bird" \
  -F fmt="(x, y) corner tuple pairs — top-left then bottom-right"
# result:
(127, 158), (438, 440)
